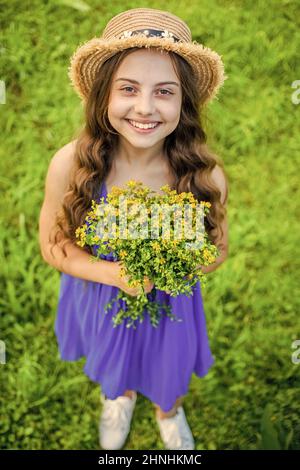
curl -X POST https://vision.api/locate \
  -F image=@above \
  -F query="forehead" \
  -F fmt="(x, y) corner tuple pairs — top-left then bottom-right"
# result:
(115, 48), (178, 80)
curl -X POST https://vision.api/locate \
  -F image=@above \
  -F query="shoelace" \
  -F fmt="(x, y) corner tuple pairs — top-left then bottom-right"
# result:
(158, 409), (193, 449)
(101, 397), (133, 431)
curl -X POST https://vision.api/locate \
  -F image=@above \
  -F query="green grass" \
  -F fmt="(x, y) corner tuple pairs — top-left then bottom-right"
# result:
(0, 0), (299, 450)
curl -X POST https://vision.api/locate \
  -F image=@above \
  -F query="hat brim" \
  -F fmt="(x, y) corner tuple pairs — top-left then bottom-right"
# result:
(68, 35), (227, 105)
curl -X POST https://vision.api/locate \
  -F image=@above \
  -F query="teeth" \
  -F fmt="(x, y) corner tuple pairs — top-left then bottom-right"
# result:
(129, 120), (159, 129)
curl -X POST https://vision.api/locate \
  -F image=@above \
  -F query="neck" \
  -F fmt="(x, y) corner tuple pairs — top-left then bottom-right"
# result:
(113, 138), (166, 168)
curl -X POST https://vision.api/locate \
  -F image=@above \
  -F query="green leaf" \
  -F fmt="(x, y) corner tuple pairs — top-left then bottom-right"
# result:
(260, 405), (281, 450)
(55, 0), (91, 12)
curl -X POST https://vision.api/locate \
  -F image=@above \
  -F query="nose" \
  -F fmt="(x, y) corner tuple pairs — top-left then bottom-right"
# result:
(134, 91), (155, 116)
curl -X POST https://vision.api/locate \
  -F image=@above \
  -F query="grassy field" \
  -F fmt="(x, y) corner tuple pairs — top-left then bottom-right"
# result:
(0, 0), (299, 450)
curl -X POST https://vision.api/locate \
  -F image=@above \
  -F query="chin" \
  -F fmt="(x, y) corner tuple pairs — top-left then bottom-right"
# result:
(127, 140), (157, 148)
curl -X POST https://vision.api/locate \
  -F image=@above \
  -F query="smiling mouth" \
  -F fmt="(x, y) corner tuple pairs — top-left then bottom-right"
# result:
(125, 119), (162, 132)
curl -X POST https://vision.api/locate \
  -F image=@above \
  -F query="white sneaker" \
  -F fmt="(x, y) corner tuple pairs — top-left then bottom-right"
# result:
(99, 391), (137, 450)
(156, 406), (195, 450)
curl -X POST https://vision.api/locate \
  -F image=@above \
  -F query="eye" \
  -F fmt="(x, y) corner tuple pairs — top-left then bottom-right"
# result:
(121, 86), (135, 93)
(158, 89), (173, 95)
(120, 87), (174, 95)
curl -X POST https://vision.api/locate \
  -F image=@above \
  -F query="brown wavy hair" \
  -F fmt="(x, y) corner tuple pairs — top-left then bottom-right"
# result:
(49, 46), (228, 262)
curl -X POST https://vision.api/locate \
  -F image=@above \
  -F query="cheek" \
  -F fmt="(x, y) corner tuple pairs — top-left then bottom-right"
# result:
(108, 102), (123, 119)
(165, 105), (181, 123)
(108, 95), (129, 117)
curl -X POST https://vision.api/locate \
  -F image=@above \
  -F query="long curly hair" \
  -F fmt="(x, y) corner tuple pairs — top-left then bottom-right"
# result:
(49, 46), (228, 261)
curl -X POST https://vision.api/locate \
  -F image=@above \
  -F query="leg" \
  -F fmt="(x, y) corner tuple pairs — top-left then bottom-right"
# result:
(102, 389), (136, 400)
(154, 396), (184, 419)
(122, 389), (135, 399)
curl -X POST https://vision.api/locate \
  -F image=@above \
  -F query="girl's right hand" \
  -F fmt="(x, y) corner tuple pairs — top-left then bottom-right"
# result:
(111, 261), (154, 297)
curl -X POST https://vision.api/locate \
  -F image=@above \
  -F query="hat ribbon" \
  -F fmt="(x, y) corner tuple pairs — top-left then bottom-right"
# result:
(118, 28), (180, 43)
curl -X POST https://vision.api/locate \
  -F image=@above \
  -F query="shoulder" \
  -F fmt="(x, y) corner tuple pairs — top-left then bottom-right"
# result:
(43, 139), (78, 198)
(49, 139), (77, 171)
(46, 139), (77, 183)
(210, 164), (229, 205)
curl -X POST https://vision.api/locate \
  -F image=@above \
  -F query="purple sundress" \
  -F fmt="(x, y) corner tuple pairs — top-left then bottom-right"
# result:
(54, 180), (215, 412)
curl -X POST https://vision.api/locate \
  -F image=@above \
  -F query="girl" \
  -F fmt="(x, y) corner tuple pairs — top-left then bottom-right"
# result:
(39, 8), (229, 450)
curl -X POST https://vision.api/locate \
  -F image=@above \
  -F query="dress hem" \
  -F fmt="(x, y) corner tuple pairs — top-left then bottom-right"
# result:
(57, 350), (215, 412)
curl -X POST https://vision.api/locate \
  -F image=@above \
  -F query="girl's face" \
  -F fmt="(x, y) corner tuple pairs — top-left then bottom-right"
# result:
(107, 48), (182, 150)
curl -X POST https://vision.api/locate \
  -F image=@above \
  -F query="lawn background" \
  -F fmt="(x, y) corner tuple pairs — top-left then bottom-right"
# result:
(0, 0), (299, 450)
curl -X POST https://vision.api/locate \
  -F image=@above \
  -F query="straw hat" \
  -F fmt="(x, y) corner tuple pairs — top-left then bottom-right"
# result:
(68, 7), (228, 106)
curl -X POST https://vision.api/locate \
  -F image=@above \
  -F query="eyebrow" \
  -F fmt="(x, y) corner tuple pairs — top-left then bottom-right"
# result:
(115, 78), (179, 87)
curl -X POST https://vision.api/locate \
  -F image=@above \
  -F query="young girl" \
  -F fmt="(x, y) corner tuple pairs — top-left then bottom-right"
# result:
(39, 8), (229, 450)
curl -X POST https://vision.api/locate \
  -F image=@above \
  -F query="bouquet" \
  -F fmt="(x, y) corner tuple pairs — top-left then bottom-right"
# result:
(75, 180), (219, 329)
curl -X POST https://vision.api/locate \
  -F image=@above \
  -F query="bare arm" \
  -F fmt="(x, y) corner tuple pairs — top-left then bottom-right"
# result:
(198, 164), (229, 274)
(44, 236), (117, 286)
(38, 141), (116, 286)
